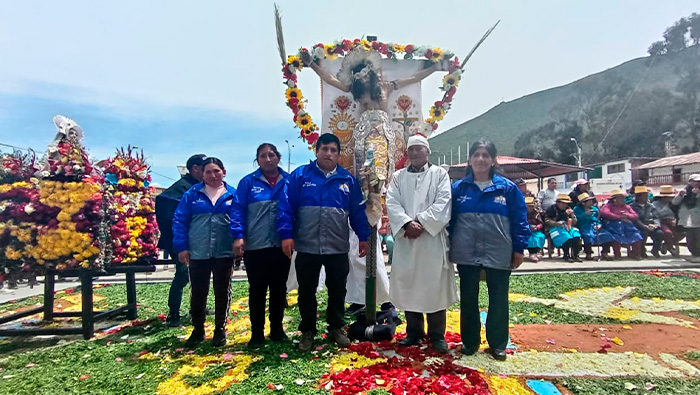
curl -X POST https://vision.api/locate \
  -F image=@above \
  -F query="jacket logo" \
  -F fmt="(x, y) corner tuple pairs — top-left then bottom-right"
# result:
(251, 186), (264, 194)
(194, 198), (206, 204)
(338, 183), (350, 193)
(494, 196), (507, 205)
(303, 181), (317, 188)
(225, 200), (232, 206)
(457, 196), (471, 204)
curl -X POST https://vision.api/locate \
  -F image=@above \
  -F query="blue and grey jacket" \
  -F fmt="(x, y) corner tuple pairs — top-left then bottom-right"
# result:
(172, 182), (237, 259)
(449, 173), (530, 270)
(277, 161), (370, 255)
(230, 167), (289, 251)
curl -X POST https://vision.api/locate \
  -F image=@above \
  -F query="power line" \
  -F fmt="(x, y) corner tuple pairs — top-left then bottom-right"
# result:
(0, 142), (34, 152)
(151, 170), (177, 182)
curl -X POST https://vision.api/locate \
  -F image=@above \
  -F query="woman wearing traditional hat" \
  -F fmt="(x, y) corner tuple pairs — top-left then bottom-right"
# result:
(672, 175), (700, 262)
(525, 197), (546, 262)
(630, 185), (664, 258)
(573, 192), (616, 260)
(652, 185), (682, 258)
(544, 194), (582, 262)
(600, 189), (644, 260)
(569, 179), (596, 207)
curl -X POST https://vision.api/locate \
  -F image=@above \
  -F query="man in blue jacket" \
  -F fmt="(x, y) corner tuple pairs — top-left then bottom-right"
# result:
(278, 133), (370, 352)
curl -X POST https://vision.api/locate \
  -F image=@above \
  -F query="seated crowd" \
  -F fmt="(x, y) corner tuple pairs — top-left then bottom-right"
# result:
(521, 176), (699, 262)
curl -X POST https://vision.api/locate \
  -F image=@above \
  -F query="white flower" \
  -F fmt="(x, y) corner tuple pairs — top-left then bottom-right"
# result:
(24, 203), (35, 215)
(0, 204), (6, 213)
(287, 79), (296, 88)
(312, 46), (325, 60)
(40, 170), (50, 178)
(443, 103), (451, 112)
(297, 109), (307, 117)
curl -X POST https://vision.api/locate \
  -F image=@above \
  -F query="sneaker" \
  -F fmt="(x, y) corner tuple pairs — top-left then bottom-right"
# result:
(185, 327), (205, 347)
(212, 328), (227, 347)
(248, 335), (265, 349)
(298, 331), (314, 352)
(328, 328), (351, 347)
(166, 314), (182, 328)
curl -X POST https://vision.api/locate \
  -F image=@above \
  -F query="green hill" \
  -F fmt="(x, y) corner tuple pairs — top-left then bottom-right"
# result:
(428, 49), (692, 163)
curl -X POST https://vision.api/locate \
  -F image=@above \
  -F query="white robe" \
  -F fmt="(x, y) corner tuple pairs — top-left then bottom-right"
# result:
(386, 164), (458, 313)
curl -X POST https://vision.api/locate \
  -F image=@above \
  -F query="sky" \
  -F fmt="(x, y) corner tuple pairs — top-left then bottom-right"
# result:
(0, 1), (697, 186)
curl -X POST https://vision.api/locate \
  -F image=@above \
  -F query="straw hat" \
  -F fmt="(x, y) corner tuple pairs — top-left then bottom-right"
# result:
(577, 192), (594, 202)
(556, 193), (572, 203)
(525, 196), (535, 205)
(634, 186), (649, 194)
(657, 185), (675, 197)
(610, 189), (625, 197)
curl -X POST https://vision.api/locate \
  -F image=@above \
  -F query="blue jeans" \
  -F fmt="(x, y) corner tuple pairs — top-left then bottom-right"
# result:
(167, 252), (190, 318)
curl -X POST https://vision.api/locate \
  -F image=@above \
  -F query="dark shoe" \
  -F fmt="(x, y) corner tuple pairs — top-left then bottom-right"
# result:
(269, 329), (289, 343)
(651, 249), (661, 258)
(212, 328), (227, 347)
(490, 348), (507, 361)
(573, 256), (583, 263)
(398, 336), (423, 346)
(166, 314), (182, 328)
(298, 331), (314, 352)
(461, 344), (480, 356)
(185, 327), (205, 347)
(248, 335), (265, 349)
(345, 303), (365, 317)
(329, 328), (351, 347)
(660, 244), (668, 254)
(432, 338), (448, 353)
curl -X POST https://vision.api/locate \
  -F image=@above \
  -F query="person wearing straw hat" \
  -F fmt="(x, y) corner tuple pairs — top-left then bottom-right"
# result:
(600, 189), (644, 260)
(573, 192), (616, 260)
(525, 196), (545, 262)
(569, 179), (596, 207)
(630, 185), (663, 258)
(653, 185), (682, 258)
(544, 194), (582, 262)
(672, 174), (700, 262)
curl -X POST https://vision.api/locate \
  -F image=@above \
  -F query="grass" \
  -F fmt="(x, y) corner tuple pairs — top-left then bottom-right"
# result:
(0, 271), (699, 394)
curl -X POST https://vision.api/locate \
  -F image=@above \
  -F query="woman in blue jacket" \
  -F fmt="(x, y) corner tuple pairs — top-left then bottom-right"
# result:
(231, 143), (290, 349)
(173, 157), (236, 347)
(450, 141), (530, 361)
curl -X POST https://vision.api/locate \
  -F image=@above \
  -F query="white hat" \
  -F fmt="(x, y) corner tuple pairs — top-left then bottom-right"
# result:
(689, 174), (700, 182)
(407, 134), (430, 153)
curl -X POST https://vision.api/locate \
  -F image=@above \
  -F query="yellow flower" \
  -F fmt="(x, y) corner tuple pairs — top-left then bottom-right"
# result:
(324, 44), (338, 60)
(430, 47), (444, 62)
(361, 39), (372, 51)
(442, 72), (460, 87)
(429, 105), (446, 121)
(285, 87), (303, 101)
(295, 113), (313, 129)
(393, 43), (405, 53)
(287, 55), (303, 71)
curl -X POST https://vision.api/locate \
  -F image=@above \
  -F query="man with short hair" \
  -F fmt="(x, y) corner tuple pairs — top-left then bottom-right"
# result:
(386, 135), (457, 353)
(277, 133), (370, 352)
(538, 178), (559, 210)
(156, 154), (206, 327)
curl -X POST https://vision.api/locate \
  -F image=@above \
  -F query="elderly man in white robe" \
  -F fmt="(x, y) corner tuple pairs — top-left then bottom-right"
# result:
(386, 134), (457, 353)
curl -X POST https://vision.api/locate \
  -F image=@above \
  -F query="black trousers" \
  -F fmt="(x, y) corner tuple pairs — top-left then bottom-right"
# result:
(167, 250), (189, 318)
(244, 247), (291, 338)
(562, 237), (581, 257)
(458, 265), (511, 351)
(686, 227), (700, 256)
(405, 310), (446, 341)
(189, 257), (233, 330)
(295, 252), (349, 334)
(640, 227), (665, 253)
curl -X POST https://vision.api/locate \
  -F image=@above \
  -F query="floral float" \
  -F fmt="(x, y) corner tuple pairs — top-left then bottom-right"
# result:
(101, 146), (159, 264)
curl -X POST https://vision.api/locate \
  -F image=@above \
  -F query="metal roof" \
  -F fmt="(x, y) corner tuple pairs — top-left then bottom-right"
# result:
(451, 156), (591, 179)
(633, 152), (700, 170)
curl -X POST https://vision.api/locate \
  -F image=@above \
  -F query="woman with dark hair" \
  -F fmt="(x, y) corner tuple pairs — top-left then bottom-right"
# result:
(173, 157), (236, 347)
(600, 189), (643, 260)
(450, 140), (530, 361)
(672, 175), (700, 262)
(231, 143), (291, 349)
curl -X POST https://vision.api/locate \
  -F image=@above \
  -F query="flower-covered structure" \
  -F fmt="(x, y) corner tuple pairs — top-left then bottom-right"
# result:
(101, 146), (159, 264)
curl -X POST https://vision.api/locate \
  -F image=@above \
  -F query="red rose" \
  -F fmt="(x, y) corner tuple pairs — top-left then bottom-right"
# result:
(432, 123), (439, 131)
(447, 86), (457, 96)
(379, 43), (388, 53)
(424, 49), (432, 59)
(405, 44), (414, 53)
(443, 96), (453, 103)
(434, 101), (443, 108)
(371, 41), (380, 50)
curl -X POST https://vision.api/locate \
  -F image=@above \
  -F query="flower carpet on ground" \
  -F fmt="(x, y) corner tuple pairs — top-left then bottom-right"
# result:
(0, 272), (700, 394)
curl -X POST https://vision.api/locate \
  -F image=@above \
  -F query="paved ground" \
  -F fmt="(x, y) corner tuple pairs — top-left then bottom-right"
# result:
(2, 248), (699, 304)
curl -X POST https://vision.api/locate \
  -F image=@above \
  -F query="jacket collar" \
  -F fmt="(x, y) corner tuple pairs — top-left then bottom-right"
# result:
(463, 173), (507, 191)
(310, 160), (348, 179)
(253, 167), (289, 182)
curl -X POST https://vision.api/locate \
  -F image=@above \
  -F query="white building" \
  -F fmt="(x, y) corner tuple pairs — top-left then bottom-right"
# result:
(633, 152), (700, 189)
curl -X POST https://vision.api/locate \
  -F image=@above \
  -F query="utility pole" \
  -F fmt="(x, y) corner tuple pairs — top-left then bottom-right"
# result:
(458, 145), (461, 164)
(571, 137), (582, 179)
(450, 149), (453, 165)
(284, 139), (294, 173)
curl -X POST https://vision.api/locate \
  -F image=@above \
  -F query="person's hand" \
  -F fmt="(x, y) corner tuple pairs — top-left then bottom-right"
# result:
(358, 241), (368, 257)
(512, 252), (524, 269)
(679, 189), (687, 197)
(565, 208), (573, 215)
(530, 225), (537, 231)
(403, 221), (424, 239)
(300, 51), (313, 66)
(233, 239), (245, 257)
(648, 224), (657, 230)
(178, 250), (191, 266)
(282, 239), (295, 259)
(693, 188), (700, 195)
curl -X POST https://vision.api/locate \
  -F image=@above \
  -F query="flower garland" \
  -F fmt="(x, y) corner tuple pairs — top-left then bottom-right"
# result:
(282, 39), (462, 147)
(101, 146), (159, 265)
